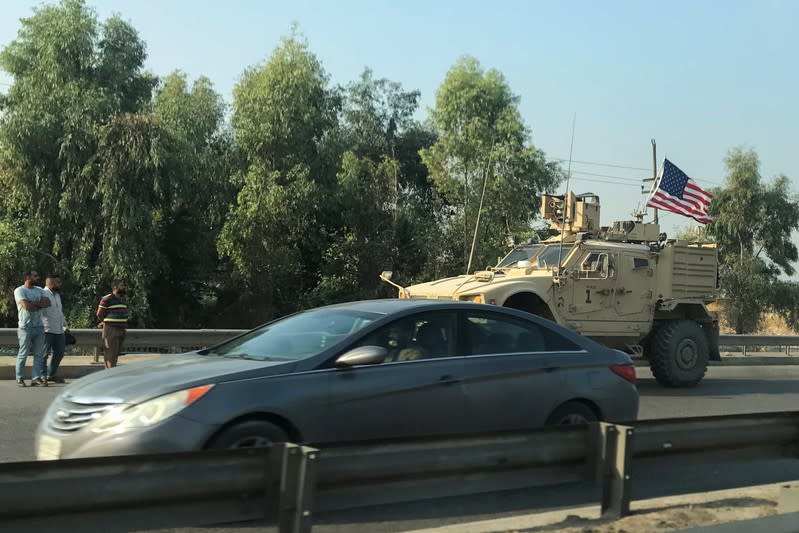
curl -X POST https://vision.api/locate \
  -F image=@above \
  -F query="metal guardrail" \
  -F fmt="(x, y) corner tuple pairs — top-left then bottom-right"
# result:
(719, 334), (799, 356)
(0, 328), (245, 360)
(0, 328), (242, 348)
(0, 329), (797, 355)
(315, 411), (799, 514)
(0, 443), (318, 533)
(1, 412), (798, 531)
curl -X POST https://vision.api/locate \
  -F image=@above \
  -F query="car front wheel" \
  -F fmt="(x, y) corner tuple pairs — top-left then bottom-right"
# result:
(545, 401), (599, 426)
(207, 420), (288, 449)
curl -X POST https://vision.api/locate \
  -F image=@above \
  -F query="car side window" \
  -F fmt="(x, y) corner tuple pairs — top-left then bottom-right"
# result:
(354, 312), (458, 363)
(464, 311), (580, 355)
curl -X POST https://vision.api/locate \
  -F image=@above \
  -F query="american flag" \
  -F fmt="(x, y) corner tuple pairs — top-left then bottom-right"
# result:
(646, 159), (713, 224)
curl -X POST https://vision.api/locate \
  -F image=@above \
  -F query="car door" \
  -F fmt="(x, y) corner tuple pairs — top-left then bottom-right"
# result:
(323, 311), (468, 442)
(459, 310), (585, 431)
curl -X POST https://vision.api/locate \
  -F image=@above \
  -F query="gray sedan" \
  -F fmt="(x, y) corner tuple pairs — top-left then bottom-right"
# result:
(36, 299), (638, 460)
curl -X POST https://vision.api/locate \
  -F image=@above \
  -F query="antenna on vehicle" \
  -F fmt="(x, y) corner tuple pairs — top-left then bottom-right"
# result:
(556, 114), (576, 274)
(465, 139), (497, 275)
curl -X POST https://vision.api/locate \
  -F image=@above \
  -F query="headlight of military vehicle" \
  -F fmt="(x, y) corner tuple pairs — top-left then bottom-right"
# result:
(461, 294), (485, 304)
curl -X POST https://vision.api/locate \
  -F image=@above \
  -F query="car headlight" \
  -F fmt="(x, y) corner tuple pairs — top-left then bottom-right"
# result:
(91, 384), (214, 434)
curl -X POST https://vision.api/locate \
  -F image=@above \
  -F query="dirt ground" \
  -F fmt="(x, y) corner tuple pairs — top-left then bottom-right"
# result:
(520, 486), (780, 533)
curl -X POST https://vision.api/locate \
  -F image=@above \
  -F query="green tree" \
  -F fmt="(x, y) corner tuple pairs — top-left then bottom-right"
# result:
(708, 147), (799, 333)
(0, 0), (158, 326)
(308, 69), (441, 305)
(94, 113), (181, 325)
(218, 34), (339, 322)
(309, 152), (396, 304)
(151, 72), (239, 327)
(421, 56), (562, 274)
(231, 34), (338, 174)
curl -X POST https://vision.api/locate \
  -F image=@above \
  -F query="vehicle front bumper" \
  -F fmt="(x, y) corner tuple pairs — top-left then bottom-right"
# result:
(35, 414), (216, 460)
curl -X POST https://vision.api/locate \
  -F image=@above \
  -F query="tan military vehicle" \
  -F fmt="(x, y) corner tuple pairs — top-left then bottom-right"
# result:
(384, 192), (720, 387)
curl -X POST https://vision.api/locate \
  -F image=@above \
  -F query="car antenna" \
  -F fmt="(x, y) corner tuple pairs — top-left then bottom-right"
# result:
(556, 114), (576, 274)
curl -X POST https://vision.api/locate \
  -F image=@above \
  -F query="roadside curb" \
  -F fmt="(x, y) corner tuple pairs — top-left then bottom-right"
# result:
(402, 482), (791, 533)
(0, 354), (161, 380)
(0, 364), (100, 381)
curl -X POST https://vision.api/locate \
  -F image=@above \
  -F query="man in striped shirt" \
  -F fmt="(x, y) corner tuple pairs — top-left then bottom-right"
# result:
(97, 280), (128, 369)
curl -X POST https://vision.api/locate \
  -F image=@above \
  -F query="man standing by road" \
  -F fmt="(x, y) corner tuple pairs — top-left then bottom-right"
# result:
(97, 280), (128, 369)
(40, 274), (69, 383)
(14, 270), (51, 387)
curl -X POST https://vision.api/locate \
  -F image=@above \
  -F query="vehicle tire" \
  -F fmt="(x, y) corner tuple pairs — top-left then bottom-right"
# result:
(207, 420), (289, 450)
(648, 320), (709, 387)
(546, 401), (599, 426)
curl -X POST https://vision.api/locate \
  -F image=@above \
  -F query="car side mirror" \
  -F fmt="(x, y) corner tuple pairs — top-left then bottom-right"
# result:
(335, 346), (388, 367)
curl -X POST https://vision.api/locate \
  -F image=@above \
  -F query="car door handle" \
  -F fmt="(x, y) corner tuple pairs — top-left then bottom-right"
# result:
(438, 375), (461, 385)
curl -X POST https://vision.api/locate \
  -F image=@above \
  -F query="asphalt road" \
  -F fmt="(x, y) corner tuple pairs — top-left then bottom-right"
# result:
(3, 365), (799, 462)
(2, 365), (799, 533)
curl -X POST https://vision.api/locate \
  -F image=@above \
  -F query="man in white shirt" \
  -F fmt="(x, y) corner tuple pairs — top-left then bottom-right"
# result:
(40, 274), (69, 383)
(14, 270), (51, 387)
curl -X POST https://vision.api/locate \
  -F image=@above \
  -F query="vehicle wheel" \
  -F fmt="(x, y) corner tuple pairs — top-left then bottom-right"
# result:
(207, 420), (288, 450)
(648, 320), (709, 387)
(546, 401), (599, 426)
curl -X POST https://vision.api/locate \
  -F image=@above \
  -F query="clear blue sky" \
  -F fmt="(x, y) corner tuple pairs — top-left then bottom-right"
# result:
(1, 0), (798, 243)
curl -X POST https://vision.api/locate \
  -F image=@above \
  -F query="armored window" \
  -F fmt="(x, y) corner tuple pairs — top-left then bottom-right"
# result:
(579, 252), (609, 279)
(633, 258), (649, 269)
(581, 252), (604, 272)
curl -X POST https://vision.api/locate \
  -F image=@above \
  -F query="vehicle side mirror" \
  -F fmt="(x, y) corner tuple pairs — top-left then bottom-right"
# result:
(335, 346), (388, 367)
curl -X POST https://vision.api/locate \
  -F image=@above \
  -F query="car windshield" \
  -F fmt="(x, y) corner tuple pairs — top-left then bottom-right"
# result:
(496, 244), (541, 268)
(533, 244), (574, 269)
(206, 308), (381, 361)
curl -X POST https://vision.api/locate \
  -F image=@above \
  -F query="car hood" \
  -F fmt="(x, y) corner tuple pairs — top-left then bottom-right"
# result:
(61, 353), (295, 405)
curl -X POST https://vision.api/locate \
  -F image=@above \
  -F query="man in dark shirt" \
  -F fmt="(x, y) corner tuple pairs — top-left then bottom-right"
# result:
(97, 280), (128, 369)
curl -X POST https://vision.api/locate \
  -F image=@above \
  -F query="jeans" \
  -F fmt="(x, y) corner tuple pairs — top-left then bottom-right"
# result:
(16, 326), (45, 381)
(43, 332), (66, 378)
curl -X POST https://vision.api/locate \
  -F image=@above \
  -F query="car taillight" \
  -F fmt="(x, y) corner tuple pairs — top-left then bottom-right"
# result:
(610, 364), (636, 384)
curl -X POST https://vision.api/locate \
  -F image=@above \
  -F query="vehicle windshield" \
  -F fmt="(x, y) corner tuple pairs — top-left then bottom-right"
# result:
(206, 308), (381, 361)
(533, 244), (574, 269)
(496, 244), (541, 268)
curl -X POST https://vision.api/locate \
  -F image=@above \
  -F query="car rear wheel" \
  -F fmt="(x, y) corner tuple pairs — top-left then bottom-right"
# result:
(207, 420), (288, 450)
(546, 401), (599, 426)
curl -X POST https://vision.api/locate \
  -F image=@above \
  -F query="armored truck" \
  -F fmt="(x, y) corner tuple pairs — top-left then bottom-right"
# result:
(386, 192), (720, 387)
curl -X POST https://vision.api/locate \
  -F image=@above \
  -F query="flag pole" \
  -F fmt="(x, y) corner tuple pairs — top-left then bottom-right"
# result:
(651, 139), (658, 224)
(641, 138), (659, 224)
